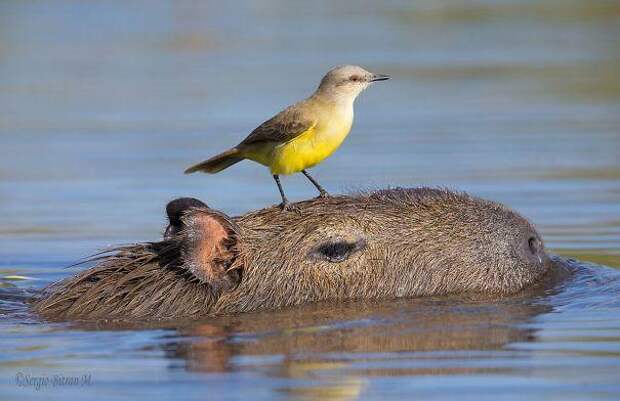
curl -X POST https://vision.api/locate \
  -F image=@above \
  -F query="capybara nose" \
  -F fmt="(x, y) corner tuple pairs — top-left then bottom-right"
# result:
(528, 237), (541, 256)
(525, 235), (546, 266)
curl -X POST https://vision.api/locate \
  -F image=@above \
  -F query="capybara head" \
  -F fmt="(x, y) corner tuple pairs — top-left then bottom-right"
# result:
(33, 188), (552, 320)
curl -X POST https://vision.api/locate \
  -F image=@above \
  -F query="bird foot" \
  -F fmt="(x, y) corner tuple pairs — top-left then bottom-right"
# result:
(279, 201), (301, 213)
(316, 191), (330, 199)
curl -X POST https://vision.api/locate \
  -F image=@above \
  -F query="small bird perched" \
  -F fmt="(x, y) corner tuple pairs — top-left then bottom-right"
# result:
(185, 65), (389, 210)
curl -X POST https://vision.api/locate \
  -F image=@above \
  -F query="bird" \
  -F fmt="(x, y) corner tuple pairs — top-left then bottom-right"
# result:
(184, 65), (389, 210)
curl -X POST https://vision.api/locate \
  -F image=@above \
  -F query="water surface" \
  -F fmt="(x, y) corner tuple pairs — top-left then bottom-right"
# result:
(1, 1), (619, 400)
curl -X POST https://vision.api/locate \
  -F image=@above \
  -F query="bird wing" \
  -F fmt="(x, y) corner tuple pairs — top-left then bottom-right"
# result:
(239, 103), (317, 146)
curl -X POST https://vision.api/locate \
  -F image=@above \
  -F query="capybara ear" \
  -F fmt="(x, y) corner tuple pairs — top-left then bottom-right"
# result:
(165, 198), (209, 239)
(179, 208), (243, 292)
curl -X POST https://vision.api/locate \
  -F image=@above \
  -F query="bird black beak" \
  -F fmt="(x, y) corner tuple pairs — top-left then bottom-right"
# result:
(371, 74), (390, 82)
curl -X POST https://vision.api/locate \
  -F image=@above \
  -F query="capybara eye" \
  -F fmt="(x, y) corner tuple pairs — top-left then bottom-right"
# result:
(318, 242), (354, 262)
(311, 239), (366, 263)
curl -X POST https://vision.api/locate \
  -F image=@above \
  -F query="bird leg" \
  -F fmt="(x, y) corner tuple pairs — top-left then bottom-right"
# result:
(302, 170), (329, 198)
(273, 175), (299, 212)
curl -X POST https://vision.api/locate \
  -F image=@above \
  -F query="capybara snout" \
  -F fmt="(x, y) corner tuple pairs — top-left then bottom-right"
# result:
(34, 188), (553, 320)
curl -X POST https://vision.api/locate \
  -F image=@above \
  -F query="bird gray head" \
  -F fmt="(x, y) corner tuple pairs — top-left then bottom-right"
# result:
(316, 65), (389, 100)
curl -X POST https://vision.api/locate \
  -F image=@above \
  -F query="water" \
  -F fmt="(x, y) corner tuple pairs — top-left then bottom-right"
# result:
(1, 0), (619, 399)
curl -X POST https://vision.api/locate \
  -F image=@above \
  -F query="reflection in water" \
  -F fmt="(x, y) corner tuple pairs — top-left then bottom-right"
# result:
(163, 294), (551, 400)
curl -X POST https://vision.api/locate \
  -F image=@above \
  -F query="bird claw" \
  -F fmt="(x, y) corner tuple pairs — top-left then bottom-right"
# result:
(279, 201), (301, 214)
(316, 191), (330, 199)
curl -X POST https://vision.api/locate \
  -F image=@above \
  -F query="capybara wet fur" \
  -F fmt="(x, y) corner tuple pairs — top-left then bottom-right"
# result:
(33, 187), (552, 321)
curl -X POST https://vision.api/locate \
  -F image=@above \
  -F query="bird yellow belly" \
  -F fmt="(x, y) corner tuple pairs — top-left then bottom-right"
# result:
(241, 121), (352, 176)
(267, 124), (351, 175)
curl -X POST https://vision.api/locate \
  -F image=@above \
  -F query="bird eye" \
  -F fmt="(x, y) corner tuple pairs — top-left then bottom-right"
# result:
(349, 75), (362, 82)
(310, 239), (366, 263)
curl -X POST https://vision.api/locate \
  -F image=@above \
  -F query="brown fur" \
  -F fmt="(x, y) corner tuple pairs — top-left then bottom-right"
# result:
(33, 187), (552, 321)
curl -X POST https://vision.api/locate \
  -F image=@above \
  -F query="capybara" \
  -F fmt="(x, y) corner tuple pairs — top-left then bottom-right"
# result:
(33, 187), (552, 320)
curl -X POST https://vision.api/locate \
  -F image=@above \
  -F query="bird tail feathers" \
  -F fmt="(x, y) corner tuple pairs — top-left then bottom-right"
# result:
(184, 148), (244, 174)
